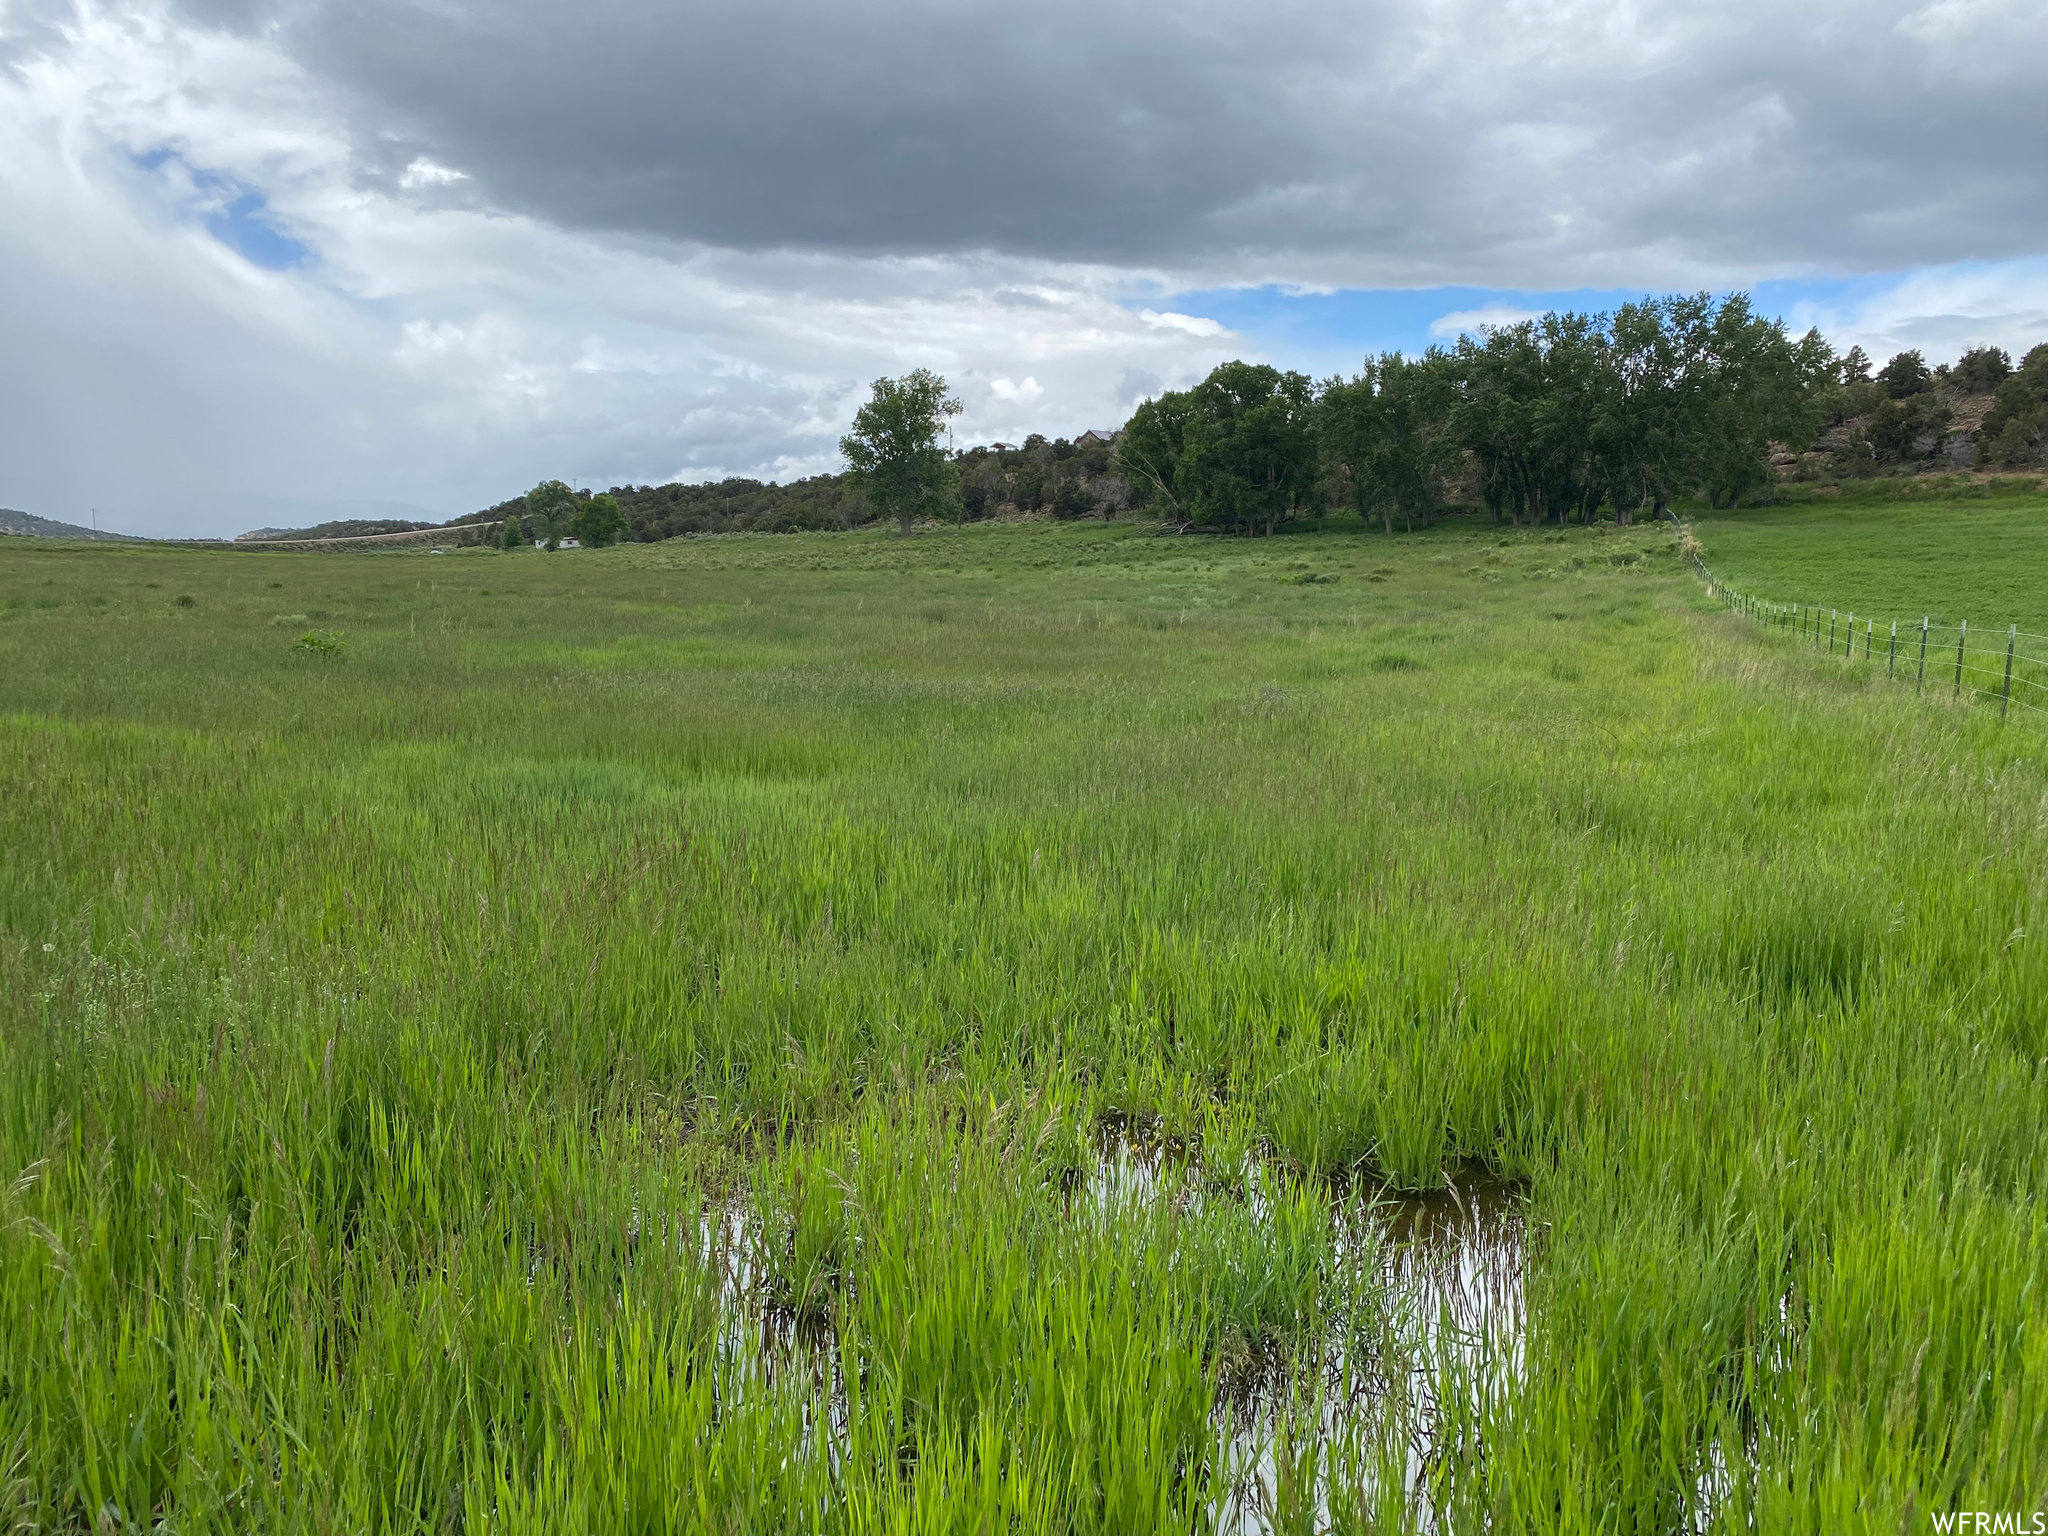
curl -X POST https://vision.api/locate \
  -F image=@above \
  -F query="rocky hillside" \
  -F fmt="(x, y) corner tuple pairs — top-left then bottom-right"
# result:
(1790, 343), (2048, 480)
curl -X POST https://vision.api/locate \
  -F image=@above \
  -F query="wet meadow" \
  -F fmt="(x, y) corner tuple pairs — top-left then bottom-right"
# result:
(2, 512), (2044, 1531)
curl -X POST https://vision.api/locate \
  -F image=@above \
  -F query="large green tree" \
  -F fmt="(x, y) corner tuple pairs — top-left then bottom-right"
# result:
(1319, 350), (1458, 534)
(1115, 389), (1199, 524)
(1115, 364), (1318, 535)
(1112, 293), (1902, 531)
(524, 480), (576, 550)
(841, 370), (962, 535)
(1687, 296), (1835, 507)
(1452, 317), (1608, 527)
(1179, 362), (1319, 536)
(1593, 298), (1685, 524)
(570, 494), (626, 548)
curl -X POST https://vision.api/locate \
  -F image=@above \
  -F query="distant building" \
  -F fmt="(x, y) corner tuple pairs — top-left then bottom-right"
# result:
(988, 442), (1017, 453)
(1077, 429), (1120, 445)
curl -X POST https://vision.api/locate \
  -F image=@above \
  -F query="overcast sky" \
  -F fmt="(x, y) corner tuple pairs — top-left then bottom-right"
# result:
(2, 0), (2043, 536)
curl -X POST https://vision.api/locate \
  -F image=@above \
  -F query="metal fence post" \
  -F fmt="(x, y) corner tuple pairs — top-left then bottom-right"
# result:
(2003, 625), (2016, 719)
(1888, 620), (1896, 679)
(1955, 619), (1967, 700)
(1829, 611), (1836, 653)
(1864, 619), (1872, 662)
(1918, 617), (1928, 694)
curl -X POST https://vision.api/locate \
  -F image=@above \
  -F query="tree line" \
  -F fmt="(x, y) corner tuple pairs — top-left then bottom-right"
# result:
(1113, 301), (2048, 536)
(435, 294), (2046, 548)
(471, 436), (1129, 546)
(1118, 294), (1846, 536)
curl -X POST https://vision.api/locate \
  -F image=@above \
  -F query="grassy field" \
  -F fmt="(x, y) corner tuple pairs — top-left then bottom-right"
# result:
(3, 512), (2046, 1532)
(1691, 479), (2048, 634)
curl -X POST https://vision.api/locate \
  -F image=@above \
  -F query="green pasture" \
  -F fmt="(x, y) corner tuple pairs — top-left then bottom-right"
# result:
(2, 514), (2045, 1532)
(1692, 478), (2048, 634)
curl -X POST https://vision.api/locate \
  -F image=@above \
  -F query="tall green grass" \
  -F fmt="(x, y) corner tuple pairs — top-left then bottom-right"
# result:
(2, 515), (2044, 1530)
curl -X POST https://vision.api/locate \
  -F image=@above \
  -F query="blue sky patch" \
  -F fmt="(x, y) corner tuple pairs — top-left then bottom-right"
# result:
(131, 148), (311, 271)
(206, 191), (311, 270)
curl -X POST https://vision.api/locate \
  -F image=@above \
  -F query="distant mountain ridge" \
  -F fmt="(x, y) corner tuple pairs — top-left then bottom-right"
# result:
(0, 508), (141, 542)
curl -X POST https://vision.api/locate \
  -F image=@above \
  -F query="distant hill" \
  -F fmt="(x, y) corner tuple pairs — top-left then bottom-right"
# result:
(237, 518), (437, 542)
(0, 508), (142, 542)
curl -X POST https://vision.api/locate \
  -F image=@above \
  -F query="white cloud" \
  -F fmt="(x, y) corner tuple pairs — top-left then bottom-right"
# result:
(1138, 309), (1229, 338)
(398, 156), (466, 189)
(1783, 260), (2048, 365)
(1428, 304), (1543, 339)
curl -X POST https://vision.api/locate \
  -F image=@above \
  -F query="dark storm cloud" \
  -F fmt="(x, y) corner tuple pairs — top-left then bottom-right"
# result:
(291, 0), (1339, 262)
(214, 0), (2043, 283)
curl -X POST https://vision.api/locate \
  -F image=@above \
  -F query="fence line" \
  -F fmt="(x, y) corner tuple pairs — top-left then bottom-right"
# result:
(1678, 531), (2047, 724)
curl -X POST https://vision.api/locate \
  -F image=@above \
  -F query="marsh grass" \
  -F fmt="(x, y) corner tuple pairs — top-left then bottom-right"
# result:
(2, 512), (2045, 1530)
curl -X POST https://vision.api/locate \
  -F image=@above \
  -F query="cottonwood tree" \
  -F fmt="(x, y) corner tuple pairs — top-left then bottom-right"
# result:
(1596, 297), (1710, 524)
(1117, 363), (1318, 534)
(1453, 318), (1607, 526)
(1320, 350), (1458, 534)
(1116, 389), (1199, 524)
(570, 493), (626, 547)
(1685, 295), (1835, 508)
(841, 370), (962, 535)
(524, 479), (575, 550)
(1184, 363), (1319, 535)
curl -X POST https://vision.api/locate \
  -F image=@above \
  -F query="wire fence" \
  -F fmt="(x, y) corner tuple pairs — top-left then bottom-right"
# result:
(1681, 536), (2048, 723)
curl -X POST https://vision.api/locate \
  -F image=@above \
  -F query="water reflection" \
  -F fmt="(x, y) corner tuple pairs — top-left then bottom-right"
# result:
(696, 1132), (1528, 1528)
(1213, 1167), (1528, 1533)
